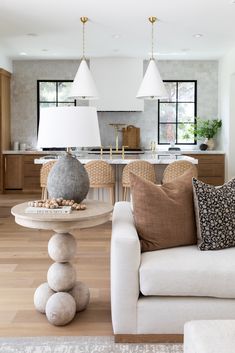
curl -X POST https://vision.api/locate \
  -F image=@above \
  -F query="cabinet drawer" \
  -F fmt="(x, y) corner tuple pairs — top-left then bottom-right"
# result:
(187, 154), (225, 164)
(23, 155), (38, 163)
(198, 164), (224, 177)
(198, 176), (224, 186)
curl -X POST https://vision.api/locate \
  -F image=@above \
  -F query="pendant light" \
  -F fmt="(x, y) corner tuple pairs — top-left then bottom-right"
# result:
(70, 17), (98, 99)
(136, 16), (167, 100)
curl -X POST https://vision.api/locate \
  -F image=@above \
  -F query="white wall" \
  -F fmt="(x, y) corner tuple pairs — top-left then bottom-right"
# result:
(219, 48), (235, 180)
(0, 46), (12, 72)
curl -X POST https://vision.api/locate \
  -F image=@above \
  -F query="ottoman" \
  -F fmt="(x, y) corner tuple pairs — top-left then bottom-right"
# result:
(184, 320), (235, 353)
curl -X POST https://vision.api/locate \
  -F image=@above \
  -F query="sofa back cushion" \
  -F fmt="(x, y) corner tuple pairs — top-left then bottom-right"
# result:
(130, 169), (197, 252)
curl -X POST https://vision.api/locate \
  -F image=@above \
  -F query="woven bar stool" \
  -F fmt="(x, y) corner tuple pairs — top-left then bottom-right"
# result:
(122, 160), (156, 201)
(85, 160), (116, 205)
(40, 161), (57, 200)
(162, 160), (198, 184)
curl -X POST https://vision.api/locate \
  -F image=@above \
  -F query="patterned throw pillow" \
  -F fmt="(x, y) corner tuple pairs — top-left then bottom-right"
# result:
(192, 178), (235, 250)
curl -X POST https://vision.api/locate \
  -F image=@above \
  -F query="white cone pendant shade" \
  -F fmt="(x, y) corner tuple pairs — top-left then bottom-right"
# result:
(70, 59), (98, 99)
(136, 59), (167, 99)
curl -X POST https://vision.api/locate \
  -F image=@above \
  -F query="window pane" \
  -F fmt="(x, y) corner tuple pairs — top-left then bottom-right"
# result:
(160, 82), (176, 102)
(40, 102), (57, 109)
(159, 103), (176, 122)
(58, 82), (74, 102)
(159, 123), (176, 143)
(58, 102), (75, 107)
(39, 103), (57, 121)
(39, 82), (56, 101)
(178, 82), (195, 102)
(178, 103), (195, 122)
(177, 123), (195, 143)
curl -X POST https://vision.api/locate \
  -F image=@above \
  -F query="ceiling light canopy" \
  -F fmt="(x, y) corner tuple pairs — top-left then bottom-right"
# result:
(70, 16), (98, 100)
(193, 33), (203, 38)
(136, 16), (167, 100)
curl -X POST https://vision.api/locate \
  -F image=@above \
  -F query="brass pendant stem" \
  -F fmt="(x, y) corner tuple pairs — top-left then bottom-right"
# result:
(148, 16), (158, 60)
(80, 17), (88, 60)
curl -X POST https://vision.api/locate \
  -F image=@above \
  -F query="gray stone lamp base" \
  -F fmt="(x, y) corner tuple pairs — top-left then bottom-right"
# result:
(47, 154), (90, 203)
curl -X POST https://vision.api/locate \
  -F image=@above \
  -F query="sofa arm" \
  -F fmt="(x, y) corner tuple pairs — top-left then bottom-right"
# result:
(111, 201), (141, 334)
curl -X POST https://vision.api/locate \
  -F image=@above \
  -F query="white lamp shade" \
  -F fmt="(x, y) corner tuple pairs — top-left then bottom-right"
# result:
(69, 59), (98, 99)
(37, 106), (101, 148)
(136, 59), (168, 99)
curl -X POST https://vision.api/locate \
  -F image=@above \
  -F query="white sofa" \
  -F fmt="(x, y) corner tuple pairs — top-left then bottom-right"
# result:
(111, 202), (235, 343)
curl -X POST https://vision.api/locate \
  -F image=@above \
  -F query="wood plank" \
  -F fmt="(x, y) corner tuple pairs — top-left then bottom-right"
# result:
(115, 334), (183, 343)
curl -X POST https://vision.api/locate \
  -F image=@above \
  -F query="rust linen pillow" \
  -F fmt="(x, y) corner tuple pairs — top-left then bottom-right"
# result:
(130, 169), (197, 252)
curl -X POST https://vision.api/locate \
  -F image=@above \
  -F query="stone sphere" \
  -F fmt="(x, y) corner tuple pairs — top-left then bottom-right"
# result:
(47, 154), (90, 203)
(47, 262), (76, 292)
(48, 233), (77, 262)
(34, 282), (55, 313)
(69, 281), (90, 312)
(46, 292), (76, 326)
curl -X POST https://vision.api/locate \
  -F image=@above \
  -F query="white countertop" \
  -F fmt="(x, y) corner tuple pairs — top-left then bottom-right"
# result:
(3, 150), (59, 155)
(2, 149), (225, 155)
(34, 153), (198, 165)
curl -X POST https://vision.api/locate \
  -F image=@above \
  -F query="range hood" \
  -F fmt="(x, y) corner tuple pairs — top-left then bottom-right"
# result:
(89, 57), (144, 112)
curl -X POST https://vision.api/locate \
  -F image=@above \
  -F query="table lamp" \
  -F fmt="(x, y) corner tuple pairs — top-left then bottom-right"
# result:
(37, 106), (101, 203)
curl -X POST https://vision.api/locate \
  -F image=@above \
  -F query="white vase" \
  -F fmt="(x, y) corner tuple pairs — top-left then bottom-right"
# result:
(205, 138), (215, 150)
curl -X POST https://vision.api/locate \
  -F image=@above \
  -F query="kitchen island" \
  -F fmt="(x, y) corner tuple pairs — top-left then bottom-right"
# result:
(34, 152), (197, 202)
(2, 149), (225, 198)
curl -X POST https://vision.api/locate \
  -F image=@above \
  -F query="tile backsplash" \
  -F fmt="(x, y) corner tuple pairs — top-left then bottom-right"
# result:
(11, 59), (218, 149)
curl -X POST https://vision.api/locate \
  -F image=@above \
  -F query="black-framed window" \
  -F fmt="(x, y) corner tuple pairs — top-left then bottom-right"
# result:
(37, 80), (76, 130)
(158, 80), (197, 145)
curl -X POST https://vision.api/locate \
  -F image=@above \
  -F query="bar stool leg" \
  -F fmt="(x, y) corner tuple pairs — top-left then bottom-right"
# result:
(123, 187), (127, 201)
(110, 185), (115, 205)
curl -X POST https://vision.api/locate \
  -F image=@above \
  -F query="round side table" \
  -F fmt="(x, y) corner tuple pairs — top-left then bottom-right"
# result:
(11, 200), (113, 326)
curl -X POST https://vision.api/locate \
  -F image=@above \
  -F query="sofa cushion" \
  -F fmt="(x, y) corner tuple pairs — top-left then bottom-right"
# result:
(139, 245), (235, 298)
(193, 177), (235, 251)
(130, 170), (197, 252)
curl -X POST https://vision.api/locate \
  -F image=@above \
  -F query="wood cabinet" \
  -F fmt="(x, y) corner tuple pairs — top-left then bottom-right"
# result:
(3, 154), (41, 193)
(0, 69), (11, 192)
(185, 154), (225, 185)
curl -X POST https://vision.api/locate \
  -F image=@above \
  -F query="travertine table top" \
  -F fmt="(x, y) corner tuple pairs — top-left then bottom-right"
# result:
(11, 200), (113, 232)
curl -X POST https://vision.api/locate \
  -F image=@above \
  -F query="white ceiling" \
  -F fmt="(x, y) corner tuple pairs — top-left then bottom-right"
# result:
(0, 0), (235, 61)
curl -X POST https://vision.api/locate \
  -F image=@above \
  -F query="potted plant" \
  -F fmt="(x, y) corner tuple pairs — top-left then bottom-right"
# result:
(184, 117), (222, 150)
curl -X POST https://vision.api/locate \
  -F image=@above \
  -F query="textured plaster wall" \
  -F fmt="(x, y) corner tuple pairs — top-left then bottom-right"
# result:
(11, 59), (218, 149)
(219, 47), (235, 179)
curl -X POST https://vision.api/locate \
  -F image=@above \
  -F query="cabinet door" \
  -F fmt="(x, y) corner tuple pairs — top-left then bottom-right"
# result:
(4, 155), (23, 189)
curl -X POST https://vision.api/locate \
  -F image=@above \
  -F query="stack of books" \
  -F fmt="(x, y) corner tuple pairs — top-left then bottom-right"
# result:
(25, 206), (72, 214)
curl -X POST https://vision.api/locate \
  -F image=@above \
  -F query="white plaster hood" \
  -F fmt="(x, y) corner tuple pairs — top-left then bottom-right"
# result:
(89, 57), (144, 111)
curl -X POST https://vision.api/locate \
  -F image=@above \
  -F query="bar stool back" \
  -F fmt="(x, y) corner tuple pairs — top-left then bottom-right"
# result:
(40, 161), (57, 200)
(122, 160), (156, 201)
(162, 160), (198, 184)
(85, 160), (116, 205)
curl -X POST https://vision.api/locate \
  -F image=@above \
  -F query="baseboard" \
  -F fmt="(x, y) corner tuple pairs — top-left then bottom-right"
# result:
(114, 334), (183, 343)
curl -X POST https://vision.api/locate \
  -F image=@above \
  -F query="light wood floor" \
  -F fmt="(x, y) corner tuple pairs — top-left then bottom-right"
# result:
(0, 194), (113, 336)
